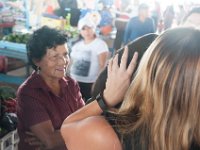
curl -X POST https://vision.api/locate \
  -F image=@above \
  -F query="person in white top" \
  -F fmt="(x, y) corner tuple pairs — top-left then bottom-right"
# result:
(70, 17), (109, 102)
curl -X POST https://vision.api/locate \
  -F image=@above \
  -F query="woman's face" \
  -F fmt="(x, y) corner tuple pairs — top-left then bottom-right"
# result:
(36, 44), (70, 80)
(80, 26), (95, 40)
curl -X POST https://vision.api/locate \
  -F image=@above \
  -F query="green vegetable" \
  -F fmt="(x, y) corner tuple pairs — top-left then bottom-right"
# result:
(0, 86), (16, 100)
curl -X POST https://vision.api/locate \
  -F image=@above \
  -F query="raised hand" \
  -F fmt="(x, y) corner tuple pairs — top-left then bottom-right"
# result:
(103, 46), (138, 107)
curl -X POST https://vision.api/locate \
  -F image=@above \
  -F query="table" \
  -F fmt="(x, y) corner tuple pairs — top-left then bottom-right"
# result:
(0, 22), (15, 28)
(0, 41), (29, 85)
(0, 129), (19, 150)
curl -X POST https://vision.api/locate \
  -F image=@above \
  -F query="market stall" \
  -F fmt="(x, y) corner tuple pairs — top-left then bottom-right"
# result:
(0, 40), (28, 85)
(0, 86), (18, 150)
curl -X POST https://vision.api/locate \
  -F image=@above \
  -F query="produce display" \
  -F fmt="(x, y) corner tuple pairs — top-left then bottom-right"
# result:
(0, 86), (17, 138)
(2, 33), (30, 44)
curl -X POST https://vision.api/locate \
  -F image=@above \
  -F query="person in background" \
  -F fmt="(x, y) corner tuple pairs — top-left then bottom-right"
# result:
(157, 19), (164, 33)
(61, 27), (200, 150)
(70, 17), (109, 102)
(163, 5), (175, 30)
(176, 5), (186, 25)
(151, 1), (161, 31)
(91, 33), (158, 100)
(57, 0), (78, 17)
(123, 3), (155, 45)
(98, 0), (113, 35)
(90, 6), (200, 103)
(16, 26), (85, 150)
(181, 6), (200, 28)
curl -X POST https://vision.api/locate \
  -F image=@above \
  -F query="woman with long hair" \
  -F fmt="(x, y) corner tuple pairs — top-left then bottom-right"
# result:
(61, 27), (200, 150)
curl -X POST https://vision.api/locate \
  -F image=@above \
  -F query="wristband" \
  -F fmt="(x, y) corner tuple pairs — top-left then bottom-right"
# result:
(96, 93), (108, 111)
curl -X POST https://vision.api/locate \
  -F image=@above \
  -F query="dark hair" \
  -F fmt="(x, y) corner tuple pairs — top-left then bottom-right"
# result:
(27, 26), (68, 70)
(90, 33), (158, 102)
(182, 7), (200, 23)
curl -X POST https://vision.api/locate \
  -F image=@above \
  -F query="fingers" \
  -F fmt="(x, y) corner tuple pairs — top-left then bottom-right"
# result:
(107, 59), (113, 77)
(127, 52), (138, 75)
(25, 137), (36, 143)
(25, 132), (42, 146)
(120, 46), (128, 70)
(25, 137), (44, 147)
(28, 141), (43, 146)
(108, 47), (138, 77)
(26, 131), (35, 136)
(112, 54), (119, 72)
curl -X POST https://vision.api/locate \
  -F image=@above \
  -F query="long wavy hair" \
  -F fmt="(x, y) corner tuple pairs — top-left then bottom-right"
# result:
(115, 27), (200, 150)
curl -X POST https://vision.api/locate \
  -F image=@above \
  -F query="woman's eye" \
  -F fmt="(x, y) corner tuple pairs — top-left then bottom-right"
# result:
(64, 53), (69, 58)
(53, 56), (57, 58)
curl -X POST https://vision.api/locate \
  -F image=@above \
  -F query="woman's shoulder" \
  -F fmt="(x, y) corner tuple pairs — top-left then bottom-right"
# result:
(17, 72), (38, 94)
(94, 38), (107, 44)
(93, 38), (109, 51)
(61, 116), (122, 150)
(72, 39), (84, 48)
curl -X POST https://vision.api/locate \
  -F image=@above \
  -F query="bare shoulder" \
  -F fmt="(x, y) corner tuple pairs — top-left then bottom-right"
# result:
(61, 116), (122, 150)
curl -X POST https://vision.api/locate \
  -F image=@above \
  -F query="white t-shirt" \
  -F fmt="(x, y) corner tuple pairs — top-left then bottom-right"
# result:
(70, 38), (109, 83)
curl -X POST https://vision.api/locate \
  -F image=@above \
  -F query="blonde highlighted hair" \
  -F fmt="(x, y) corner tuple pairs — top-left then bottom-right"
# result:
(115, 27), (200, 150)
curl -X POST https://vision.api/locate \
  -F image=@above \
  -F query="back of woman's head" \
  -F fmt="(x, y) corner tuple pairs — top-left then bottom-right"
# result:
(118, 27), (200, 150)
(91, 33), (158, 99)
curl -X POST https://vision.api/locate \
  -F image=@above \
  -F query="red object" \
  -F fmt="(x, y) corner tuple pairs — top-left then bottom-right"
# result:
(0, 56), (8, 73)
(17, 72), (85, 150)
(46, 5), (54, 14)
(2, 98), (17, 113)
(100, 25), (112, 35)
(0, 22), (15, 28)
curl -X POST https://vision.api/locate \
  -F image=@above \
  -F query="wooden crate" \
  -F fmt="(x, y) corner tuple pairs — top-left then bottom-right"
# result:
(41, 17), (66, 30)
(0, 130), (19, 150)
(0, 131), (12, 150)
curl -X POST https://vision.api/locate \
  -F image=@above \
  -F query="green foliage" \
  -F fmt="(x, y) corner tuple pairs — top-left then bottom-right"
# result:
(2, 33), (30, 44)
(0, 86), (16, 100)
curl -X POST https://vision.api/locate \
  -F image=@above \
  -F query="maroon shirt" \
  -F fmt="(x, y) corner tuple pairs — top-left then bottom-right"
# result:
(17, 72), (85, 150)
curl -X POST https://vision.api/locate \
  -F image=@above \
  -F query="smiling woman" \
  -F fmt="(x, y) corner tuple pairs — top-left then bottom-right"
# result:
(16, 26), (85, 150)
(35, 44), (70, 83)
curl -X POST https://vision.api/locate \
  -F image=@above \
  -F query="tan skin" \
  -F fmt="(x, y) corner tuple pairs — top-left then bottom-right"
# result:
(26, 44), (70, 149)
(61, 47), (138, 150)
(139, 8), (149, 22)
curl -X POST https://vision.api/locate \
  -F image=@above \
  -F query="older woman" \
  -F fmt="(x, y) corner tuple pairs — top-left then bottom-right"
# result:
(61, 27), (200, 150)
(16, 26), (84, 150)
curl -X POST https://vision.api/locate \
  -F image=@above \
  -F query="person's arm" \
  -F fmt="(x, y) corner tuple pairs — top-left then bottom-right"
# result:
(29, 121), (65, 149)
(62, 116), (122, 150)
(61, 47), (138, 149)
(18, 94), (65, 149)
(98, 51), (109, 73)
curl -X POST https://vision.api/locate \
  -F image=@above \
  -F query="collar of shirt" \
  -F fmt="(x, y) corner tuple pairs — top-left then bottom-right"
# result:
(27, 71), (69, 92)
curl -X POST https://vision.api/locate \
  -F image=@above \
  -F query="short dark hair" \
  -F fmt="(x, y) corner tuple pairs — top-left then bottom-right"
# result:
(182, 7), (200, 23)
(91, 33), (158, 100)
(27, 26), (68, 70)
